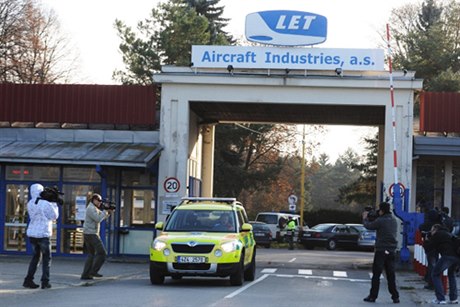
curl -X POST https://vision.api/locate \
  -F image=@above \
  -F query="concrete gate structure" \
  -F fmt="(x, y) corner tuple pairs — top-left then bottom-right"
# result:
(153, 66), (423, 223)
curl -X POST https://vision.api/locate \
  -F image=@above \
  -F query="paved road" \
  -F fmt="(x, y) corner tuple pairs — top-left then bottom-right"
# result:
(0, 249), (439, 306)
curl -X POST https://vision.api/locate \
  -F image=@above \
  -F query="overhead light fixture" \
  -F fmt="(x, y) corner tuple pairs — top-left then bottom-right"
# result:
(335, 68), (343, 77)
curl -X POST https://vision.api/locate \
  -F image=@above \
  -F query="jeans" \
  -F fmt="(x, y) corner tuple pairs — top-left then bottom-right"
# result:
(369, 250), (399, 300)
(432, 255), (460, 301)
(82, 234), (107, 277)
(424, 249), (438, 287)
(25, 237), (51, 283)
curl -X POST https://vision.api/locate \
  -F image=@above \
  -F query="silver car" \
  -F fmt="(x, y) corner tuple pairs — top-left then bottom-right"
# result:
(346, 223), (376, 251)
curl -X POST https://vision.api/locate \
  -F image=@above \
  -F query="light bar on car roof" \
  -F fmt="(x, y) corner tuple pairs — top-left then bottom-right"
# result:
(181, 197), (237, 203)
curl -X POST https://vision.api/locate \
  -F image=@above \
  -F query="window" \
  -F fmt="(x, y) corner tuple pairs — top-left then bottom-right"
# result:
(6, 165), (59, 181)
(63, 167), (100, 182)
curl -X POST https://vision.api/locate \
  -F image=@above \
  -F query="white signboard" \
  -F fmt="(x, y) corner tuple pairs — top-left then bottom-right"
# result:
(192, 45), (384, 71)
(160, 196), (182, 215)
(75, 196), (87, 221)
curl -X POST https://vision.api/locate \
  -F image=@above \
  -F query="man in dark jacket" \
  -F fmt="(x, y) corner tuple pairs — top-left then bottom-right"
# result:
(424, 224), (460, 304)
(362, 202), (400, 304)
(419, 202), (442, 290)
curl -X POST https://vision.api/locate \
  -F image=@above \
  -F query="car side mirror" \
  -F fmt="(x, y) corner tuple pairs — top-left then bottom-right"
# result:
(241, 223), (253, 232)
(155, 221), (164, 230)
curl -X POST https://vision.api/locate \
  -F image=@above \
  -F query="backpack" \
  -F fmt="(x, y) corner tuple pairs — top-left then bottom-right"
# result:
(441, 213), (454, 233)
(451, 235), (460, 257)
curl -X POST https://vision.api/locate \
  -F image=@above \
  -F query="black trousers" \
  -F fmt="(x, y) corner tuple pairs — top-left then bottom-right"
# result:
(369, 250), (399, 300)
(81, 234), (107, 277)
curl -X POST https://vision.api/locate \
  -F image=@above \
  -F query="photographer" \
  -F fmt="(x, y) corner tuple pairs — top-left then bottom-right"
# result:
(23, 184), (60, 289)
(362, 202), (400, 304)
(81, 193), (113, 280)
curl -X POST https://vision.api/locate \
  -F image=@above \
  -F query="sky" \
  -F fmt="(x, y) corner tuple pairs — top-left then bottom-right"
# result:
(40, 0), (420, 161)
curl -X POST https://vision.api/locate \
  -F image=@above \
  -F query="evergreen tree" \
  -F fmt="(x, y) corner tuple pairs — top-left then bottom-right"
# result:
(337, 134), (378, 209)
(389, 0), (460, 91)
(113, 0), (233, 84)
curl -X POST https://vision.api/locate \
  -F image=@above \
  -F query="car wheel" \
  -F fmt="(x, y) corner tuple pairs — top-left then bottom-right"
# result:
(149, 261), (165, 285)
(327, 239), (337, 250)
(244, 250), (256, 281)
(230, 254), (244, 286)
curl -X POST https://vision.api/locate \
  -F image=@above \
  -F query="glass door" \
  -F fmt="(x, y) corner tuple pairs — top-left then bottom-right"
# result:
(4, 184), (29, 252)
(60, 184), (98, 254)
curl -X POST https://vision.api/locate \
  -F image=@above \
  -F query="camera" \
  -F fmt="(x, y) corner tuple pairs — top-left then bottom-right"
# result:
(38, 186), (64, 205)
(421, 230), (432, 240)
(100, 199), (116, 211)
(364, 206), (379, 222)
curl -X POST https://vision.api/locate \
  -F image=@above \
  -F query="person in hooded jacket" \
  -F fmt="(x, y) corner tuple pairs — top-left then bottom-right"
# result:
(424, 224), (460, 304)
(23, 183), (59, 289)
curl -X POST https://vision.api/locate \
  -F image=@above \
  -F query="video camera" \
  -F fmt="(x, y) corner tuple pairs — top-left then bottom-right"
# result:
(364, 206), (379, 222)
(100, 199), (116, 211)
(38, 186), (64, 206)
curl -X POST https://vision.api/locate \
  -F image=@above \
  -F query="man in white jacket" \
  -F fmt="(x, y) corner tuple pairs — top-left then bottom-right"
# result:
(23, 184), (60, 289)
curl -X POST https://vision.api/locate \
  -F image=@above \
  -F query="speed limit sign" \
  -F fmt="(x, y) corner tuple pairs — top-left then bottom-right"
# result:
(164, 177), (180, 193)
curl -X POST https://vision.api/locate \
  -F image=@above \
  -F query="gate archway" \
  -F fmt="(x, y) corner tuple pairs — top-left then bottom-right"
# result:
(153, 67), (422, 222)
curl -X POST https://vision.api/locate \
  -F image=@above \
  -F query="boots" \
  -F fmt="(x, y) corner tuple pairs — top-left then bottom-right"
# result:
(23, 279), (39, 289)
(41, 282), (52, 289)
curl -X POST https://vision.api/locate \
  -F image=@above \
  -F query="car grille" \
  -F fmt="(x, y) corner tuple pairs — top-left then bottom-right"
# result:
(171, 243), (214, 253)
(173, 263), (211, 270)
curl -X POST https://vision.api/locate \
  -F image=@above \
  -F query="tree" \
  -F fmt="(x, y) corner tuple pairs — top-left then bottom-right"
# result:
(182, 0), (233, 44)
(337, 133), (378, 209)
(388, 0), (460, 91)
(213, 123), (297, 202)
(113, 0), (233, 84)
(0, 0), (77, 83)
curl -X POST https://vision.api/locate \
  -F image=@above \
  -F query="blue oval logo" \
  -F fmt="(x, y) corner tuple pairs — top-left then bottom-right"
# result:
(245, 10), (327, 46)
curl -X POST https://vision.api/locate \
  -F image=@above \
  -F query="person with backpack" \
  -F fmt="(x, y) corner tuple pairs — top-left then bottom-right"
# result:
(440, 207), (454, 234)
(424, 224), (460, 304)
(419, 202), (442, 290)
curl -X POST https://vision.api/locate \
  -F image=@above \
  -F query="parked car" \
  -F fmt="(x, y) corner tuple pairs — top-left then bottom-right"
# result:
(250, 221), (272, 248)
(254, 212), (308, 242)
(299, 223), (361, 250)
(346, 223), (376, 251)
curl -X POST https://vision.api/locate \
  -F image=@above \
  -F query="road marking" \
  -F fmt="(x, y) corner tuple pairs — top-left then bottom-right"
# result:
(225, 274), (269, 299)
(288, 258), (296, 263)
(333, 271), (347, 277)
(261, 268), (277, 274)
(298, 269), (312, 275)
(271, 273), (369, 283)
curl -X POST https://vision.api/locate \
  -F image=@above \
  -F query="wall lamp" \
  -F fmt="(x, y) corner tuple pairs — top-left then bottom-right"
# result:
(227, 65), (234, 75)
(335, 68), (343, 77)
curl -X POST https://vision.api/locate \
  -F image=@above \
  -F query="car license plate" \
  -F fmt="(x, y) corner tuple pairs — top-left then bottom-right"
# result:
(254, 232), (265, 236)
(304, 233), (311, 237)
(177, 256), (206, 263)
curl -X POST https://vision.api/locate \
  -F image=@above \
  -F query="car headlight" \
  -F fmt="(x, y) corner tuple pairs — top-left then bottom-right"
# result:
(152, 239), (167, 251)
(221, 241), (239, 253)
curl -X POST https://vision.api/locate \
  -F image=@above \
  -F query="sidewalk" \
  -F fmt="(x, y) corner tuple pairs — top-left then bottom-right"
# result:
(0, 254), (148, 291)
(0, 254), (447, 304)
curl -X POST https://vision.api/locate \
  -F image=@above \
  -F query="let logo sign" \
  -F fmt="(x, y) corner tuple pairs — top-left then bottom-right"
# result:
(245, 10), (327, 46)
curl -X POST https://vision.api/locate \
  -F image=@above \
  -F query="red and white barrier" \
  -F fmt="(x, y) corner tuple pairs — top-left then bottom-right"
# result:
(414, 230), (448, 293)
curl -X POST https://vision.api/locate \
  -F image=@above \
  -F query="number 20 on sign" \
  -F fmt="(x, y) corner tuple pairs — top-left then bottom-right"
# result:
(164, 177), (180, 193)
